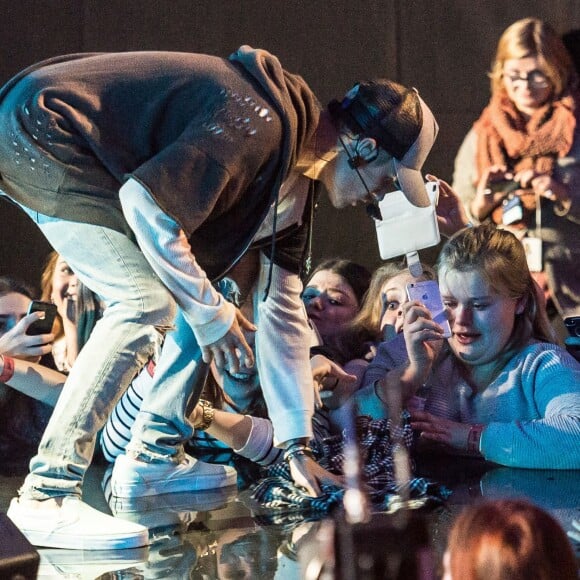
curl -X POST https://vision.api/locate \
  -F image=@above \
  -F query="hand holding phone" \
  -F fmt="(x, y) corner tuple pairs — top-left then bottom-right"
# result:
(26, 300), (58, 336)
(406, 280), (452, 338)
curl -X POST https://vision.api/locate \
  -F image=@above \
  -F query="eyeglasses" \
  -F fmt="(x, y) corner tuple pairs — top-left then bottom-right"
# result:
(337, 135), (400, 221)
(503, 69), (550, 89)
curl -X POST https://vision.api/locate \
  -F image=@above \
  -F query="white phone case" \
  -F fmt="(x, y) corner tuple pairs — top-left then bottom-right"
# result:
(374, 181), (441, 260)
(522, 236), (542, 272)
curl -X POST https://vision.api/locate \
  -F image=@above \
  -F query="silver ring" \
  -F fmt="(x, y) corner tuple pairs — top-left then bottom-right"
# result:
(545, 189), (555, 200)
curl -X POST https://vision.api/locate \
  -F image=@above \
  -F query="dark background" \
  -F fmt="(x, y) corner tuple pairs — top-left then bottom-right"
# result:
(1, 0), (580, 292)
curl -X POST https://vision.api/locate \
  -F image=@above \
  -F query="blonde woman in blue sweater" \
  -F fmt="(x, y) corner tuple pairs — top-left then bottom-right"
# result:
(361, 222), (580, 469)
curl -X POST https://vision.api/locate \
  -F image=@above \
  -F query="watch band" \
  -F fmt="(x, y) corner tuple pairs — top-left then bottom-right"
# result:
(194, 399), (215, 431)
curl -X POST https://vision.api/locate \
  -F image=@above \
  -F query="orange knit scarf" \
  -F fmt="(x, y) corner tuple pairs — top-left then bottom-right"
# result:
(473, 91), (577, 183)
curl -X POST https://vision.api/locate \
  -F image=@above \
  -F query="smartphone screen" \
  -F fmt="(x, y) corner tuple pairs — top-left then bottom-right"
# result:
(564, 316), (580, 338)
(406, 280), (452, 338)
(26, 300), (58, 336)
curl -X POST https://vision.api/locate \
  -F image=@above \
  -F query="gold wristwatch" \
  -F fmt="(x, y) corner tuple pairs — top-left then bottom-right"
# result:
(194, 399), (215, 431)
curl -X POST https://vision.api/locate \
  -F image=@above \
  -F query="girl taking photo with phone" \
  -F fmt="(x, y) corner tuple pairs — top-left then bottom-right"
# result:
(452, 17), (580, 336)
(356, 223), (580, 469)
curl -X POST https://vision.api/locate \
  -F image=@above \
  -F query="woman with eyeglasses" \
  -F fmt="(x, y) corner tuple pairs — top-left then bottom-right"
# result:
(453, 17), (580, 334)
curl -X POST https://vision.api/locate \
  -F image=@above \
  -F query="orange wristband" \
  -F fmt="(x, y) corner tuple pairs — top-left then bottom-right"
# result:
(0, 355), (15, 383)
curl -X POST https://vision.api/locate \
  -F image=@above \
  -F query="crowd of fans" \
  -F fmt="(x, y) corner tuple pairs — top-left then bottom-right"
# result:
(0, 14), (578, 578)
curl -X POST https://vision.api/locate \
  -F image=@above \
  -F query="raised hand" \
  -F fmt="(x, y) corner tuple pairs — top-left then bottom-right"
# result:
(0, 312), (54, 359)
(201, 307), (256, 374)
(426, 174), (470, 236)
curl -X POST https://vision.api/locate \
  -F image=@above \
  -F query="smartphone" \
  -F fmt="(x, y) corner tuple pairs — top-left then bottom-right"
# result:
(564, 316), (580, 338)
(484, 178), (521, 195)
(26, 300), (57, 336)
(501, 194), (524, 225)
(406, 280), (452, 338)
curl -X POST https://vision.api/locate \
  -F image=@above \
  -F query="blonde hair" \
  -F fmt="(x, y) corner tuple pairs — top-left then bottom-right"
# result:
(436, 224), (556, 357)
(329, 260), (435, 362)
(40, 251), (103, 351)
(489, 17), (575, 98)
(446, 499), (577, 580)
(40, 251), (63, 340)
(350, 259), (435, 340)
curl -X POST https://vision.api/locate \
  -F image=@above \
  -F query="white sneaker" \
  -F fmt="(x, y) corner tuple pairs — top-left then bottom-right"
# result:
(7, 497), (149, 550)
(110, 453), (237, 498)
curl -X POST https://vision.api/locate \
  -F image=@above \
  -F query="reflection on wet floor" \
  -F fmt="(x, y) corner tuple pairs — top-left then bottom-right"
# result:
(1, 455), (578, 578)
(0, 454), (296, 579)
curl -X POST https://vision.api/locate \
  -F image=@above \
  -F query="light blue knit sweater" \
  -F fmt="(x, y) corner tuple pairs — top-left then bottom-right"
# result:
(356, 337), (580, 469)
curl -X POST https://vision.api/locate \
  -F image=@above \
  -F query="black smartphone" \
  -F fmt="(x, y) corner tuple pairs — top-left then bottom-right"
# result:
(484, 178), (521, 195)
(564, 316), (580, 338)
(26, 300), (57, 336)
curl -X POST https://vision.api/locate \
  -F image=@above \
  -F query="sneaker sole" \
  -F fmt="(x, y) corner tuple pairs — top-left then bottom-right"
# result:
(17, 527), (150, 550)
(111, 486), (237, 514)
(37, 546), (148, 564)
(111, 470), (237, 498)
(37, 546), (148, 576)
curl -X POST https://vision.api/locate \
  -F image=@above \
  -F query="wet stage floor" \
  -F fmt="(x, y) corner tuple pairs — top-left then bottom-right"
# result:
(1, 455), (578, 579)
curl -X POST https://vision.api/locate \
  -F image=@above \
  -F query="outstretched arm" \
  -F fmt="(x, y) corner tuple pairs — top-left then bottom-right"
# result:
(413, 348), (580, 469)
(0, 353), (64, 407)
(119, 178), (255, 373)
(253, 254), (343, 495)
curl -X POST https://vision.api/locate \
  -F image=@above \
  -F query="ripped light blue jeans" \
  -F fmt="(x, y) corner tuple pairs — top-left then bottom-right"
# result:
(15, 205), (205, 500)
